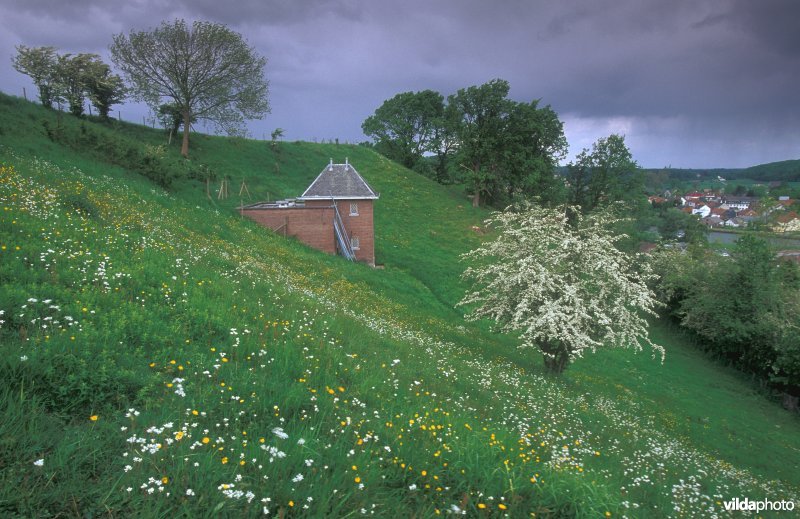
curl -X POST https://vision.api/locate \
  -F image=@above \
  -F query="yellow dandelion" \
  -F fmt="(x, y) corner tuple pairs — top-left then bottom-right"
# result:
(162, 476), (169, 484)
(89, 415), (99, 421)
(175, 431), (184, 440)
(477, 503), (486, 509)
(221, 457), (228, 464)
(202, 437), (210, 444)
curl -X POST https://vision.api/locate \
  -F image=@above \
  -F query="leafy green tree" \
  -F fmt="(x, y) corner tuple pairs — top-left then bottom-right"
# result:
(459, 203), (662, 374)
(567, 134), (642, 214)
(12, 45), (59, 107)
(448, 79), (566, 207)
(111, 19), (270, 158)
(362, 90), (445, 170)
(84, 60), (127, 119)
(56, 53), (104, 117)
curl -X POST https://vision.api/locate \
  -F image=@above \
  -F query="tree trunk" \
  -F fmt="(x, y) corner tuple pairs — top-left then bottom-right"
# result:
(782, 392), (799, 413)
(472, 191), (480, 208)
(541, 342), (570, 374)
(181, 109), (191, 158)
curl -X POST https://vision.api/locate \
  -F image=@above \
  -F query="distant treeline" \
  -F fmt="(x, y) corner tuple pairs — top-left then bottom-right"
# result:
(641, 158), (800, 183)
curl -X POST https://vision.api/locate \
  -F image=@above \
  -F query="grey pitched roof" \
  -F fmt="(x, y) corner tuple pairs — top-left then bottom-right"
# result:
(299, 161), (379, 200)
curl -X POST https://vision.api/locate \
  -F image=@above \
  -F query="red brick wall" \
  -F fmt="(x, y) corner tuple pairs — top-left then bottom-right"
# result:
(241, 207), (336, 255)
(337, 200), (375, 266)
(241, 199), (376, 266)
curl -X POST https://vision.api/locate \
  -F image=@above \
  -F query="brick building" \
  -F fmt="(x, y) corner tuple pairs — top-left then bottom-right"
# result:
(240, 160), (379, 266)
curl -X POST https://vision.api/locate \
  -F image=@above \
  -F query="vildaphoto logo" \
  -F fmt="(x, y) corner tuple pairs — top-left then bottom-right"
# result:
(723, 497), (796, 512)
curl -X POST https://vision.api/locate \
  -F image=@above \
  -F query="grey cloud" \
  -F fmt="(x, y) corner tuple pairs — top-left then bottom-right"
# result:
(0, 0), (797, 167)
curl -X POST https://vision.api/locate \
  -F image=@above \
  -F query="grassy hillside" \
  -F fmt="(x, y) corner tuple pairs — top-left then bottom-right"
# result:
(1, 92), (799, 517)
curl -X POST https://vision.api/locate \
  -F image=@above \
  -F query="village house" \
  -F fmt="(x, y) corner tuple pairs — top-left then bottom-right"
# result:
(240, 159), (380, 266)
(720, 196), (756, 211)
(692, 204), (711, 218)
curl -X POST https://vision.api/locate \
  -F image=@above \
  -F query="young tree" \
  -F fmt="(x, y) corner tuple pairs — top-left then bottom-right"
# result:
(12, 45), (59, 107)
(111, 19), (270, 158)
(362, 90), (445, 170)
(459, 204), (663, 374)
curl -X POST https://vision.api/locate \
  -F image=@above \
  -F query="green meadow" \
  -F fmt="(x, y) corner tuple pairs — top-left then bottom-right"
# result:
(1, 92), (798, 517)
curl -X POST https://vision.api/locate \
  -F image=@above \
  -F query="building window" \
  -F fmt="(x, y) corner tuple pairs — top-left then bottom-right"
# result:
(351, 236), (360, 250)
(349, 202), (359, 216)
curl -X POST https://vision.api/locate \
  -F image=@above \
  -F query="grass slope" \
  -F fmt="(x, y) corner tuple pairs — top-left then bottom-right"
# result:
(1, 93), (798, 517)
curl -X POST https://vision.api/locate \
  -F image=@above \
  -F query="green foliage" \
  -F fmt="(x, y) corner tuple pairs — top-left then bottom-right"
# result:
(363, 80), (566, 203)
(448, 79), (567, 207)
(55, 53), (99, 116)
(13, 46), (124, 118)
(84, 60), (127, 119)
(362, 89), (445, 171)
(12, 45), (59, 107)
(652, 236), (800, 396)
(567, 134), (642, 214)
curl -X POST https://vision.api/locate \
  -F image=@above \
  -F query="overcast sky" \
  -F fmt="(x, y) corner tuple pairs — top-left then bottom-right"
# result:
(1, 0), (798, 168)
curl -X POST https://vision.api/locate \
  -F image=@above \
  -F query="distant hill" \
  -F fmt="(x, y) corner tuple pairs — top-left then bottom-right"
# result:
(640, 159), (800, 182)
(740, 159), (800, 182)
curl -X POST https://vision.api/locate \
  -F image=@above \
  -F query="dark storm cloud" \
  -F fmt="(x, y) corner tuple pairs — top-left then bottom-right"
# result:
(0, 0), (797, 167)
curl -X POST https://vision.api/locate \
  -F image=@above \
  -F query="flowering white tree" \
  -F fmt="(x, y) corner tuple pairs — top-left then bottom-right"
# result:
(459, 204), (663, 373)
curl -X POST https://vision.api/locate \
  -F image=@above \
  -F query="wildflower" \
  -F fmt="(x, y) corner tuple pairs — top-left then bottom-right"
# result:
(292, 473), (303, 483)
(477, 503), (486, 509)
(202, 437), (210, 444)
(221, 457), (229, 464)
(90, 415), (99, 421)
(162, 477), (169, 484)
(186, 489), (195, 496)
(33, 459), (44, 466)
(498, 503), (507, 510)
